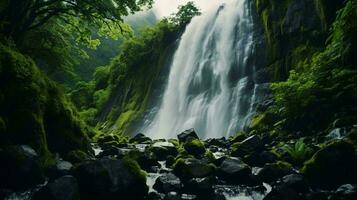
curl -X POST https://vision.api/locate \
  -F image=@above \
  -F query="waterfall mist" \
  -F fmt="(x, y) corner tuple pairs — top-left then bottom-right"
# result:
(142, 0), (268, 139)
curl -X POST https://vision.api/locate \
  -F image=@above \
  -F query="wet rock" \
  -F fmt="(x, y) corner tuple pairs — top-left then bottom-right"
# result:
(217, 157), (258, 185)
(302, 140), (357, 189)
(183, 139), (206, 158)
(173, 158), (215, 180)
(153, 173), (182, 194)
(148, 191), (165, 200)
(257, 162), (294, 183)
(184, 177), (215, 196)
(231, 135), (262, 157)
(178, 129), (199, 143)
(74, 158), (148, 200)
(129, 149), (160, 172)
(281, 174), (308, 192)
(263, 186), (300, 200)
(0, 145), (44, 190)
(47, 158), (73, 179)
(330, 184), (357, 200)
(151, 142), (178, 161)
(264, 174), (308, 200)
(244, 151), (278, 167)
(166, 155), (176, 168)
(130, 133), (152, 144)
(32, 175), (79, 200)
(205, 138), (229, 148)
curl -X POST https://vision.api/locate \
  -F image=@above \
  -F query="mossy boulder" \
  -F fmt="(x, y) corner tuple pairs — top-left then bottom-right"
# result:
(74, 157), (148, 200)
(0, 43), (91, 164)
(183, 139), (206, 158)
(173, 158), (216, 181)
(257, 161), (294, 183)
(302, 140), (357, 189)
(178, 129), (199, 143)
(231, 135), (263, 157)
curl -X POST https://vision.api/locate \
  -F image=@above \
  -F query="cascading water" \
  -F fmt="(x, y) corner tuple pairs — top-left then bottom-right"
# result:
(143, 0), (268, 139)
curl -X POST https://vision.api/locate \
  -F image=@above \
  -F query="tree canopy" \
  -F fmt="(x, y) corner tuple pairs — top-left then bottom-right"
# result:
(169, 1), (201, 26)
(0, 0), (153, 44)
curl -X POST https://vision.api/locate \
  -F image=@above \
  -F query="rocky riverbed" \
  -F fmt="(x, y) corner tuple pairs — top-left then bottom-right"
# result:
(1, 128), (357, 200)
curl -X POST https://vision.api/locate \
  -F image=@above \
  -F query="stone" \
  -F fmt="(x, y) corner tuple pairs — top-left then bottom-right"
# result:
(183, 139), (206, 158)
(129, 149), (160, 172)
(281, 174), (308, 192)
(231, 135), (262, 157)
(244, 151), (278, 167)
(177, 129), (199, 143)
(184, 177), (215, 196)
(205, 138), (229, 148)
(217, 157), (257, 185)
(130, 133), (152, 144)
(302, 140), (357, 189)
(330, 184), (357, 200)
(32, 175), (79, 200)
(257, 162), (294, 183)
(74, 158), (148, 200)
(173, 158), (215, 181)
(0, 145), (44, 190)
(153, 173), (182, 194)
(150, 142), (178, 161)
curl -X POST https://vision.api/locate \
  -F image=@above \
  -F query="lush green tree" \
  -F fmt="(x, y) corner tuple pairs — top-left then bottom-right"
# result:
(169, 1), (201, 26)
(0, 0), (153, 44)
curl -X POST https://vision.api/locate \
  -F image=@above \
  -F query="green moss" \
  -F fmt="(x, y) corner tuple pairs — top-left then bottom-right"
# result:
(302, 140), (357, 189)
(183, 139), (206, 157)
(0, 42), (90, 165)
(122, 156), (147, 184)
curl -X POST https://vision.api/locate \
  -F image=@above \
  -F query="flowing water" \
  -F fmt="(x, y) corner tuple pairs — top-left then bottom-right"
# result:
(143, 0), (268, 139)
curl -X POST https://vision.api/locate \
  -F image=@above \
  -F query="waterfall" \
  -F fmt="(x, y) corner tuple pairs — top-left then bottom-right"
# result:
(143, 0), (268, 139)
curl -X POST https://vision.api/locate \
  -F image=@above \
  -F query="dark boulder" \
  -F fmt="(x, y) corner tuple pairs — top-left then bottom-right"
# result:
(205, 138), (229, 148)
(74, 158), (148, 200)
(183, 139), (206, 158)
(330, 184), (357, 200)
(129, 149), (160, 172)
(0, 145), (44, 190)
(231, 135), (262, 157)
(150, 142), (178, 161)
(184, 177), (215, 196)
(173, 158), (215, 181)
(32, 175), (79, 200)
(244, 151), (278, 167)
(177, 129), (199, 143)
(130, 133), (152, 144)
(257, 161), (294, 183)
(46, 158), (73, 179)
(217, 157), (258, 185)
(281, 174), (309, 192)
(153, 173), (182, 194)
(264, 174), (308, 200)
(302, 140), (357, 189)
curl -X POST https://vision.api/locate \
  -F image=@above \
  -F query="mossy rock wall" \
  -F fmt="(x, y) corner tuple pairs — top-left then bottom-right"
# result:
(97, 22), (183, 136)
(0, 42), (90, 164)
(254, 0), (345, 81)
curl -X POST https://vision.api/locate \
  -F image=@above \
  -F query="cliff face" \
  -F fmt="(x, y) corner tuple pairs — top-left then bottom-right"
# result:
(0, 42), (91, 165)
(97, 22), (183, 136)
(254, 0), (345, 81)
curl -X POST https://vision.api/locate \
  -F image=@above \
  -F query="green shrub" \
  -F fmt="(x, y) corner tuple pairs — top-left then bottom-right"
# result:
(282, 138), (313, 166)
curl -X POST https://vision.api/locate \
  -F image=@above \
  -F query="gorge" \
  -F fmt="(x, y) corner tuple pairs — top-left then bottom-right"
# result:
(0, 0), (356, 200)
